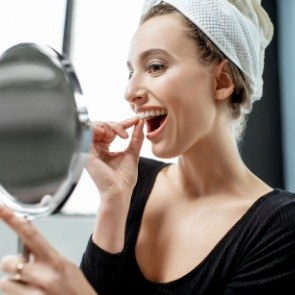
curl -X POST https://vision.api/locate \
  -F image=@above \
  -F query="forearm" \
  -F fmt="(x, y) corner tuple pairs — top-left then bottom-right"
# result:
(92, 197), (131, 253)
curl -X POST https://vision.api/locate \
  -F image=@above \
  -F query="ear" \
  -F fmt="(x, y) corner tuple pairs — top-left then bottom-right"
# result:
(213, 60), (235, 101)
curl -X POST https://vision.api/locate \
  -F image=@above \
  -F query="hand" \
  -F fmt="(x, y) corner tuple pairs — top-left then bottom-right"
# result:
(0, 205), (97, 295)
(86, 117), (144, 201)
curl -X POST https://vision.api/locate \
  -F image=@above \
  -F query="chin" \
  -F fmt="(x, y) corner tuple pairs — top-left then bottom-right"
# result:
(151, 144), (180, 159)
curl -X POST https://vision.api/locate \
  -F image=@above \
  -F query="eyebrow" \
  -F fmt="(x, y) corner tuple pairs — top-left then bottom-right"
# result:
(127, 48), (172, 68)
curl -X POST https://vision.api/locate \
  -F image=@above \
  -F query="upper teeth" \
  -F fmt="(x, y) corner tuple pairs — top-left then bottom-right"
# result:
(137, 110), (167, 119)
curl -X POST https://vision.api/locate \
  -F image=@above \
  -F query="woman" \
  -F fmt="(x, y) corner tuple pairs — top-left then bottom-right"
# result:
(0, 1), (294, 294)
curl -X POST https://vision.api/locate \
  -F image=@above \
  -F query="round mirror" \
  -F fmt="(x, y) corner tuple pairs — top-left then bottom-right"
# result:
(0, 42), (92, 219)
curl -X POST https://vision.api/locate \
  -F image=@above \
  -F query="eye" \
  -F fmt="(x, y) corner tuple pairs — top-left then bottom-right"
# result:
(148, 63), (165, 76)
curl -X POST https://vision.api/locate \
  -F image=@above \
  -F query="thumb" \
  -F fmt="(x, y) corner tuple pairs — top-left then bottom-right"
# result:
(126, 119), (144, 158)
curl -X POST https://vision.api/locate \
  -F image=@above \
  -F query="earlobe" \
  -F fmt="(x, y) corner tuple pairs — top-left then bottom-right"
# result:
(214, 60), (235, 101)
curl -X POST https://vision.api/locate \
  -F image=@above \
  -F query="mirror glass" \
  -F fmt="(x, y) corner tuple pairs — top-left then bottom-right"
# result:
(0, 42), (92, 219)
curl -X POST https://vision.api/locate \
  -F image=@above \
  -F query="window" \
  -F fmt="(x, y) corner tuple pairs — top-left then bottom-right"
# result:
(0, 1), (175, 215)
(64, 1), (174, 214)
(0, 0), (66, 54)
(63, 0), (176, 213)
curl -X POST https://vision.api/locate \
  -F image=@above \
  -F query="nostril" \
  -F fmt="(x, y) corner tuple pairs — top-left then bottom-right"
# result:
(133, 95), (145, 102)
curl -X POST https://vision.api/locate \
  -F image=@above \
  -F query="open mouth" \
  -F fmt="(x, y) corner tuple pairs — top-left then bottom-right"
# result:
(146, 114), (167, 133)
(137, 110), (167, 135)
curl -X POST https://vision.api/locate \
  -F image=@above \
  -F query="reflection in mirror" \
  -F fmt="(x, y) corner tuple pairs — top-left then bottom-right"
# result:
(0, 43), (92, 220)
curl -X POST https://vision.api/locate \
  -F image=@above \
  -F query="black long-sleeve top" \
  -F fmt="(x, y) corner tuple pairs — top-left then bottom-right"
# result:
(80, 157), (295, 294)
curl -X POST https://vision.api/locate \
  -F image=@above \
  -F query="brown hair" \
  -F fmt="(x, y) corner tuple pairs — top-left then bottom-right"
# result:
(141, 3), (252, 144)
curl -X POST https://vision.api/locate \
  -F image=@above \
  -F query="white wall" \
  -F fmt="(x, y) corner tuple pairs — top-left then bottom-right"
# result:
(63, 0), (148, 214)
(63, 0), (176, 214)
(0, 0), (66, 53)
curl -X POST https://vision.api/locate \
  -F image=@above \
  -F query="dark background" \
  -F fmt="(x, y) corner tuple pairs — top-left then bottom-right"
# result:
(239, 0), (284, 188)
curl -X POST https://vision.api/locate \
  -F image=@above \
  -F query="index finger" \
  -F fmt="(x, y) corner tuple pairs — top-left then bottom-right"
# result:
(0, 206), (60, 262)
(119, 116), (139, 129)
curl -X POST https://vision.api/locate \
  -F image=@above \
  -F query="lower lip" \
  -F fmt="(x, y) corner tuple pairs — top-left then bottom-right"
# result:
(146, 116), (168, 140)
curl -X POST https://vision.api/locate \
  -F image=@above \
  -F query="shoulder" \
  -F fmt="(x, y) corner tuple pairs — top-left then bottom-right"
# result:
(242, 188), (295, 252)
(138, 156), (169, 171)
(131, 157), (170, 198)
(126, 158), (171, 234)
(259, 188), (295, 221)
(238, 188), (295, 255)
(226, 189), (295, 292)
(269, 188), (295, 229)
(269, 187), (295, 204)
(248, 188), (295, 235)
(138, 156), (170, 179)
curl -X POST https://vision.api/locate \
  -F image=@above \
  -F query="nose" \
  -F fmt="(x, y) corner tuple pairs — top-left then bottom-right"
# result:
(124, 73), (148, 107)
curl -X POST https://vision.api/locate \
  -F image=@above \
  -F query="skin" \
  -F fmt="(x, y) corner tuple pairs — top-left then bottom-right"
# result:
(0, 13), (273, 293)
(126, 14), (273, 282)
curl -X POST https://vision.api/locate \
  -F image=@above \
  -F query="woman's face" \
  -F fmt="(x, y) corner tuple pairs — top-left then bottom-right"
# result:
(125, 14), (218, 158)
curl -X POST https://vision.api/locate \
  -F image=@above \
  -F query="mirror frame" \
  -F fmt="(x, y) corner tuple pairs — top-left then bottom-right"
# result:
(0, 43), (92, 218)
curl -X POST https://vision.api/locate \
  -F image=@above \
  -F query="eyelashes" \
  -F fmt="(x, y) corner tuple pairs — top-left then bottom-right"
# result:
(128, 62), (167, 79)
(147, 63), (166, 75)
(128, 71), (133, 79)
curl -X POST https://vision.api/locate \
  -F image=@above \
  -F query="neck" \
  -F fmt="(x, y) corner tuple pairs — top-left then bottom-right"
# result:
(172, 128), (258, 198)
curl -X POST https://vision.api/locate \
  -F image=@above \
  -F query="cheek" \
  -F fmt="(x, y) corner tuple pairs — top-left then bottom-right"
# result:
(159, 68), (213, 100)
(170, 75), (216, 143)
(149, 69), (215, 128)
(161, 71), (214, 115)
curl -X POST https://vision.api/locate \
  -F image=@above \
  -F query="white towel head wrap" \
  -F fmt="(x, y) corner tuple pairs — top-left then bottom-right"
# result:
(141, 0), (274, 104)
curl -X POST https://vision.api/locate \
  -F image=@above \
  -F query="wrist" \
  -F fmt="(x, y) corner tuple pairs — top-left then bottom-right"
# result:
(99, 194), (131, 212)
(93, 195), (132, 253)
